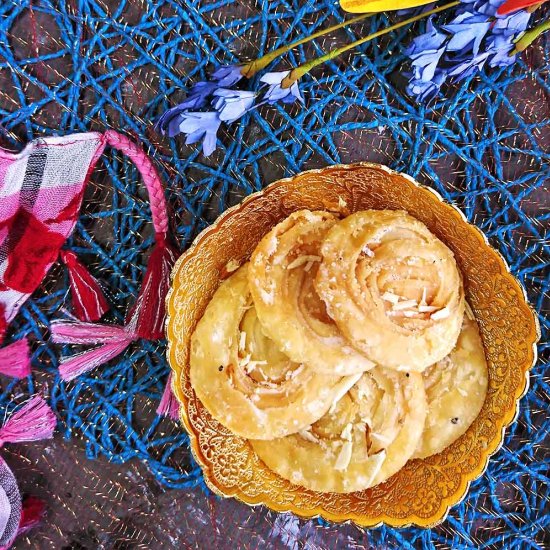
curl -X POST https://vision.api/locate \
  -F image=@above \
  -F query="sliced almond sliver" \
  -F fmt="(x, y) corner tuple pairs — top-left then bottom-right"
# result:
(340, 423), (353, 441)
(420, 287), (427, 306)
(363, 450), (386, 486)
(239, 332), (246, 351)
(239, 354), (251, 368)
(329, 372), (363, 414)
(246, 360), (267, 373)
(225, 259), (240, 273)
(392, 299), (418, 311)
(431, 306), (451, 320)
(334, 441), (353, 471)
(381, 291), (400, 304)
(370, 432), (392, 445)
(298, 429), (318, 443)
(362, 245), (375, 257)
(418, 304), (439, 313)
(403, 310), (420, 317)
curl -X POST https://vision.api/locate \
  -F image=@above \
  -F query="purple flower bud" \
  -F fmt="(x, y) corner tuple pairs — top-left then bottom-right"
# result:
(212, 89), (256, 123)
(443, 19), (492, 55)
(447, 51), (491, 78)
(211, 64), (245, 87)
(155, 81), (219, 137)
(405, 18), (447, 83)
(260, 71), (304, 105)
(155, 104), (190, 137)
(407, 69), (447, 102)
(185, 81), (219, 107)
(177, 111), (222, 157)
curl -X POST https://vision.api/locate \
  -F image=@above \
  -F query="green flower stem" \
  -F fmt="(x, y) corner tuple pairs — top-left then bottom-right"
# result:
(514, 18), (550, 53)
(241, 13), (374, 78)
(281, 1), (460, 88)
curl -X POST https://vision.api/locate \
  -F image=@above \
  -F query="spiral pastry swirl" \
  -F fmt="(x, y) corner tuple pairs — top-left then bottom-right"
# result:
(248, 210), (375, 376)
(315, 210), (464, 372)
(190, 265), (359, 440)
(251, 368), (427, 493)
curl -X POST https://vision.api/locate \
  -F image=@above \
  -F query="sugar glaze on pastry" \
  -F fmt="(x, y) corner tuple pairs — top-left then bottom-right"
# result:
(249, 210), (375, 376)
(315, 209), (465, 372)
(251, 368), (427, 493)
(190, 264), (360, 440)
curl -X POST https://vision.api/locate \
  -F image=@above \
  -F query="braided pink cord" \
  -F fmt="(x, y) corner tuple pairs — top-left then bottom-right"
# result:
(103, 130), (169, 236)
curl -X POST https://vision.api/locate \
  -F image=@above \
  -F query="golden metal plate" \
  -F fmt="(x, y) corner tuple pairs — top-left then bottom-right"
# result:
(166, 163), (540, 528)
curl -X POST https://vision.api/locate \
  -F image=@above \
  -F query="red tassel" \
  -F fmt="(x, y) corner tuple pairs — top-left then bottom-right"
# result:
(60, 250), (109, 322)
(156, 373), (180, 420)
(0, 495), (47, 550)
(126, 235), (178, 340)
(0, 395), (56, 447)
(16, 496), (45, 537)
(0, 339), (32, 379)
(0, 304), (7, 344)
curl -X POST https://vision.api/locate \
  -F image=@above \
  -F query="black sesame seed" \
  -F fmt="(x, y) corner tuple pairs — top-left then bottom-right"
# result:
(451, 417), (459, 424)
(406, 373), (410, 377)
(218, 365), (224, 372)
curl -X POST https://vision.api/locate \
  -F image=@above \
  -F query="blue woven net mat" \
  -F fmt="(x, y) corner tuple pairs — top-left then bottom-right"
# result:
(0, 0), (548, 548)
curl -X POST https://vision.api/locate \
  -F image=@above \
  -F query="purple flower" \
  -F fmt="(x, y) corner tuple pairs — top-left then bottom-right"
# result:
(155, 81), (218, 137)
(155, 104), (190, 137)
(442, 12), (492, 55)
(156, 65), (305, 156)
(211, 64), (245, 87)
(260, 71), (305, 105)
(407, 69), (447, 102)
(405, 17), (448, 82)
(447, 51), (492, 78)
(404, 0), (532, 102)
(487, 10), (531, 66)
(212, 89), (256, 123)
(177, 111), (222, 156)
(183, 81), (219, 108)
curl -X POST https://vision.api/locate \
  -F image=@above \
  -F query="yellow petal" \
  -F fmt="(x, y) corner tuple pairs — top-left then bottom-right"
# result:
(340, 0), (434, 13)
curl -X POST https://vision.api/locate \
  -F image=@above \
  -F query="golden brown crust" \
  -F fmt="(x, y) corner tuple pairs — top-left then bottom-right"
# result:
(414, 314), (488, 459)
(315, 209), (465, 372)
(190, 264), (359, 440)
(248, 210), (375, 376)
(251, 368), (427, 493)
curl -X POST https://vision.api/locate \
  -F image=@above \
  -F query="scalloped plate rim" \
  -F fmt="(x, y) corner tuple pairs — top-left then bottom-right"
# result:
(166, 162), (540, 529)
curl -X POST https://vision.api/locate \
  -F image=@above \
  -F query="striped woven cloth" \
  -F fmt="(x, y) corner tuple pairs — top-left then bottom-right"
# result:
(0, 133), (104, 341)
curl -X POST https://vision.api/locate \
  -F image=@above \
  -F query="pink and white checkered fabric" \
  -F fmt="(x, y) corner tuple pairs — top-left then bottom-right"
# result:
(0, 133), (105, 342)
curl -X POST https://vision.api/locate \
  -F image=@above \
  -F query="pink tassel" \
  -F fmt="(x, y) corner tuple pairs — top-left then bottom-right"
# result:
(51, 319), (142, 381)
(0, 395), (56, 447)
(51, 320), (137, 381)
(60, 250), (109, 322)
(0, 339), (31, 379)
(126, 235), (179, 340)
(51, 320), (128, 344)
(156, 373), (180, 420)
(58, 337), (135, 382)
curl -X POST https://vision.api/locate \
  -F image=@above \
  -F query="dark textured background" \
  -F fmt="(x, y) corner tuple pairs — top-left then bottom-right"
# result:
(0, 0), (548, 548)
